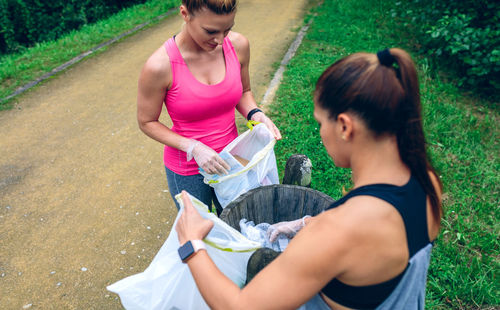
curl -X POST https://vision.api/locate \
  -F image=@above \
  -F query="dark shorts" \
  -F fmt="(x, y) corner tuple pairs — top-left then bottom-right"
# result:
(165, 166), (222, 215)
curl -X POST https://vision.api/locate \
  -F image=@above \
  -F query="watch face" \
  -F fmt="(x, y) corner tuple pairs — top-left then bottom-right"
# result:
(178, 241), (195, 262)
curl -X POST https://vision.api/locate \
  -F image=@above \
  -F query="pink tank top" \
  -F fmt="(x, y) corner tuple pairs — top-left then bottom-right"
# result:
(163, 36), (242, 175)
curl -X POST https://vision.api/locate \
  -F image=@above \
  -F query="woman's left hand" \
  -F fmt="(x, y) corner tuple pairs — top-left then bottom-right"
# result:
(176, 191), (214, 245)
(251, 111), (282, 140)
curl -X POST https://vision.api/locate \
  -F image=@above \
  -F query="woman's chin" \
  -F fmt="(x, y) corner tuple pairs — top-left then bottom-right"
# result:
(206, 43), (218, 50)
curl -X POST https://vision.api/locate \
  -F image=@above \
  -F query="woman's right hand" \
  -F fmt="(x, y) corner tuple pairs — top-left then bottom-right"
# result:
(267, 216), (311, 242)
(250, 111), (282, 140)
(187, 140), (230, 175)
(176, 191), (214, 245)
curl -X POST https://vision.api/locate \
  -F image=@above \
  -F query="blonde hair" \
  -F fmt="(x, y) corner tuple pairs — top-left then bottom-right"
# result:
(182, 0), (237, 14)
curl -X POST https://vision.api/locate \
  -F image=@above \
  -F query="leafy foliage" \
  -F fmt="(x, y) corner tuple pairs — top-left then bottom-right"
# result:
(269, 0), (499, 308)
(0, 0), (178, 109)
(0, 0), (151, 55)
(391, 0), (500, 96)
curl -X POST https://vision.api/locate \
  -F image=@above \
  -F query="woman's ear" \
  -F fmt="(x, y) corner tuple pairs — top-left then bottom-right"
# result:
(180, 5), (191, 22)
(337, 113), (354, 141)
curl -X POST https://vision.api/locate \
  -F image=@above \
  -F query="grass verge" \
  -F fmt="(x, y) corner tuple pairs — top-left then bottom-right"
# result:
(268, 0), (499, 308)
(0, 0), (179, 110)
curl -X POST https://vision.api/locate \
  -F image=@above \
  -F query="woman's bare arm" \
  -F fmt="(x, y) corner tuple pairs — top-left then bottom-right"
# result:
(176, 192), (357, 310)
(136, 47), (192, 152)
(229, 32), (281, 139)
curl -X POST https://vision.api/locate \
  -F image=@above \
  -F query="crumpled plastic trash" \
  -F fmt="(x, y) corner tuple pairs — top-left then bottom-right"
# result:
(239, 219), (290, 252)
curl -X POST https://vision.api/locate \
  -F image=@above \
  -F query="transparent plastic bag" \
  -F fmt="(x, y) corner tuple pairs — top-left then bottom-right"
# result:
(200, 122), (279, 208)
(239, 219), (290, 252)
(107, 193), (261, 310)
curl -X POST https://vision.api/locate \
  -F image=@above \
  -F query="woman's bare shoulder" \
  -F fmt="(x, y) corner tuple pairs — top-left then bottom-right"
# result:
(227, 31), (249, 48)
(140, 45), (172, 88)
(318, 196), (408, 252)
(278, 200), (400, 282)
(227, 31), (250, 61)
(143, 45), (171, 74)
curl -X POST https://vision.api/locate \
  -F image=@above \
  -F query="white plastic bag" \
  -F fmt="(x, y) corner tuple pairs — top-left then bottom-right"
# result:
(200, 122), (279, 208)
(107, 193), (262, 310)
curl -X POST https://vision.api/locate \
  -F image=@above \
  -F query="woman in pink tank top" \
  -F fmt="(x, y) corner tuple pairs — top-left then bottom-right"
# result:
(137, 0), (281, 214)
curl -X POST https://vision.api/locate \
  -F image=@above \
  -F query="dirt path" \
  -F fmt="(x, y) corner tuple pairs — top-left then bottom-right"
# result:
(0, 1), (310, 308)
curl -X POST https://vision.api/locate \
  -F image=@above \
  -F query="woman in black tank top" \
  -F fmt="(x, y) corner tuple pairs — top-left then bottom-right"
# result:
(174, 47), (443, 310)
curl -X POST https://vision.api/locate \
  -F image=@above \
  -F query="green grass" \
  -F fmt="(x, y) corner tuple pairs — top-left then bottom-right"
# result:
(268, 0), (499, 308)
(1, 0), (498, 307)
(0, 0), (179, 110)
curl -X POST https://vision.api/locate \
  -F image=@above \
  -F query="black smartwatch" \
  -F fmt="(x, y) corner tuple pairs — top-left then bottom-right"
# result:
(178, 240), (206, 263)
(247, 108), (263, 120)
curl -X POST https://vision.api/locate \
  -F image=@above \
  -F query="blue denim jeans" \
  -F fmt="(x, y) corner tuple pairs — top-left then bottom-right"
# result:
(165, 166), (222, 215)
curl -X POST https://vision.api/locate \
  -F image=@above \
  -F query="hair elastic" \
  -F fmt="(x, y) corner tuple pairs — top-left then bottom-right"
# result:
(377, 48), (395, 67)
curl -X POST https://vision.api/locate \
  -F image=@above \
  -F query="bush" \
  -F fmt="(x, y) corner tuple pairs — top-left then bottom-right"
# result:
(0, 0), (150, 55)
(392, 0), (500, 96)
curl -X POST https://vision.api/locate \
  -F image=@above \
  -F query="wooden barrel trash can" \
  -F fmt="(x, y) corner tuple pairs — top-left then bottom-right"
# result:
(220, 184), (335, 230)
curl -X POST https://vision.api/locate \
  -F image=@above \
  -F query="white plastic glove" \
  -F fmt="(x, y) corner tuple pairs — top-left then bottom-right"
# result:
(250, 111), (282, 140)
(267, 215), (311, 243)
(186, 140), (230, 175)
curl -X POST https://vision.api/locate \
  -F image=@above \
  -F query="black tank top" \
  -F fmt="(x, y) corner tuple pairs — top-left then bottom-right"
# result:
(321, 175), (430, 309)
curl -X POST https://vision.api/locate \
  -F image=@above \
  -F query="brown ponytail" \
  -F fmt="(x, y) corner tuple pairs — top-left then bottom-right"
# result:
(390, 48), (443, 223)
(315, 48), (443, 223)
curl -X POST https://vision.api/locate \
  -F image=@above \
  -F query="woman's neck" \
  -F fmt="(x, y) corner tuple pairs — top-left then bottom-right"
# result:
(350, 135), (410, 188)
(175, 29), (207, 54)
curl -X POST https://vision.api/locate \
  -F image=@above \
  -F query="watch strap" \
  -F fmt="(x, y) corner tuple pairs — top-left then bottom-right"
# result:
(190, 239), (206, 252)
(178, 240), (206, 263)
(246, 108), (263, 120)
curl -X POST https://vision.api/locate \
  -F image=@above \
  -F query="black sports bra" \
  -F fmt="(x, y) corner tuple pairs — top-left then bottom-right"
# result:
(321, 176), (430, 309)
